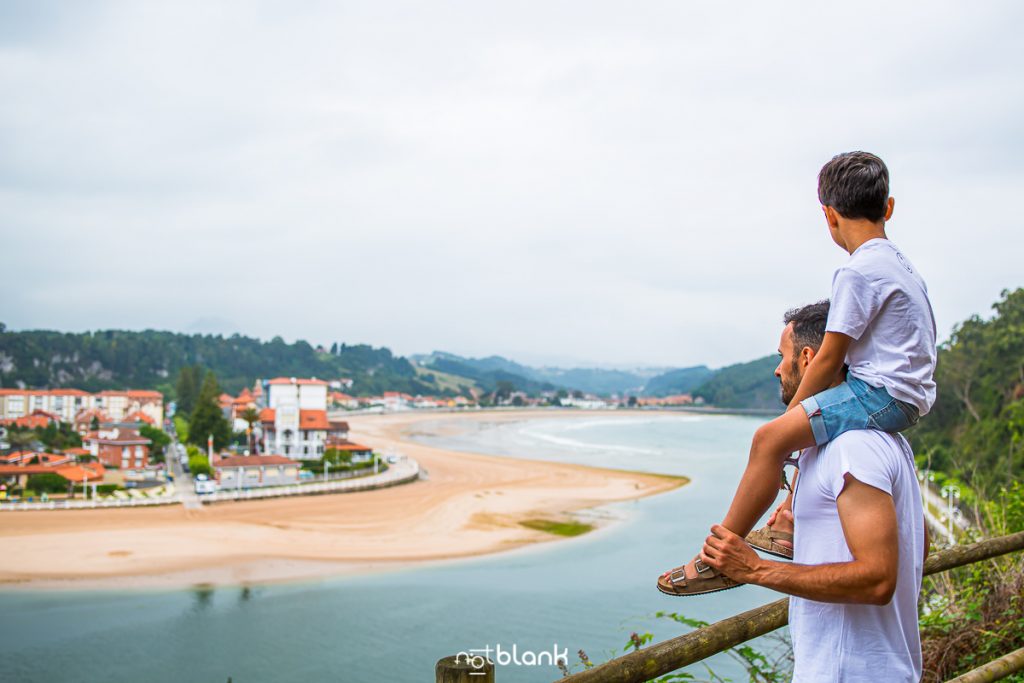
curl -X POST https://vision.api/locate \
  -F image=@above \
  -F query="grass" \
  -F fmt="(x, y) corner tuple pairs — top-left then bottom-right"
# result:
(520, 518), (594, 537)
(412, 364), (477, 395)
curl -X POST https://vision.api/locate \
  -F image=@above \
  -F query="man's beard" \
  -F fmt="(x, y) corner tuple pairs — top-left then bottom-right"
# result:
(780, 359), (802, 406)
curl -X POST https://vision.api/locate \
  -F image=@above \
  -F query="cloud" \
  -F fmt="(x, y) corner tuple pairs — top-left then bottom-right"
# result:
(2, 1), (1022, 367)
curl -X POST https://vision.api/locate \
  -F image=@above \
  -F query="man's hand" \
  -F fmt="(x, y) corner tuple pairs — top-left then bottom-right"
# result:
(700, 524), (766, 582)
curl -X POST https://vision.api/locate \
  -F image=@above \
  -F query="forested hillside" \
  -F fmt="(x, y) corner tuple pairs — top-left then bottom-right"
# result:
(0, 327), (439, 397)
(690, 355), (782, 410)
(642, 365), (715, 397)
(909, 288), (1024, 494)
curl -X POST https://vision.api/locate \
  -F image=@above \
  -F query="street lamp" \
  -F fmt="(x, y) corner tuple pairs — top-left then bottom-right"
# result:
(941, 484), (961, 543)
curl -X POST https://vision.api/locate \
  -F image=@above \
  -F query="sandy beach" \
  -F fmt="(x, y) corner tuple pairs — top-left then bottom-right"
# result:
(0, 410), (686, 589)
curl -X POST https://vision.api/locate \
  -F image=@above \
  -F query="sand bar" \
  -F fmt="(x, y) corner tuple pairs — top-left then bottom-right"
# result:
(0, 409), (686, 589)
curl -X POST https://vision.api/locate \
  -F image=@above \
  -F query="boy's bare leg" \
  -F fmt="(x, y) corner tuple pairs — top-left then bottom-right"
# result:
(667, 407), (813, 581)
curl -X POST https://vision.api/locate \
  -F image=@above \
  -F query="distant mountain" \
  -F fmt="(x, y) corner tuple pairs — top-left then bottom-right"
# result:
(414, 352), (664, 395)
(641, 365), (715, 397)
(415, 353), (555, 394)
(690, 355), (783, 411)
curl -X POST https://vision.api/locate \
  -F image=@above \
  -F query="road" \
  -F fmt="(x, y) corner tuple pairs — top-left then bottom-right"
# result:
(167, 434), (202, 510)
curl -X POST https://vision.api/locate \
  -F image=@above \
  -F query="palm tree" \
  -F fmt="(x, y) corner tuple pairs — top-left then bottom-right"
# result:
(240, 407), (260, 454)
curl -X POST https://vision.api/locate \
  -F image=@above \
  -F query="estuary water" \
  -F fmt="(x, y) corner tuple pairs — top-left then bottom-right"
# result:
(0, 412), (792, 683)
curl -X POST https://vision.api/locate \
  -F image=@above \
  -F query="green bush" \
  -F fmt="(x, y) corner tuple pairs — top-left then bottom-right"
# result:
(96, 484), (122, 495)
(188, 453), (212, 478)
(27, 472), (70, 494)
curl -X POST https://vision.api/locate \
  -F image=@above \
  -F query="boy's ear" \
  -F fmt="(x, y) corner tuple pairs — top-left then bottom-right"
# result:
(822, 205), (840, 229)
(884, 197), (895, 222)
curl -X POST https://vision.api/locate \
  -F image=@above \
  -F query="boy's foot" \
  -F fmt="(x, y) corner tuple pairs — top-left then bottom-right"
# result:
(656, 555), (743, 597)
(745, 526), (793, 560)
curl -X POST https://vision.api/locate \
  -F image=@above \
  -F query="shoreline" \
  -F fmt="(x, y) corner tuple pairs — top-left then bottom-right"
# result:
(0, 409), (688, 591)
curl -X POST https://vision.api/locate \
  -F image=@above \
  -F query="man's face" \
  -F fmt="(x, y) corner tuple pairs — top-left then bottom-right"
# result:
(774, 323), (803, 406)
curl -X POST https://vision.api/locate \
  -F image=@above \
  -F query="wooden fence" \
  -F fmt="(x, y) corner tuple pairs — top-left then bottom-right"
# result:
(434, 531), (1024, 683)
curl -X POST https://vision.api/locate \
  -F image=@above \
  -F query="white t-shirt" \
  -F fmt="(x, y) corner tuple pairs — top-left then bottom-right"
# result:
(826, 238), (937, 415)
(789, 430), (924, 683)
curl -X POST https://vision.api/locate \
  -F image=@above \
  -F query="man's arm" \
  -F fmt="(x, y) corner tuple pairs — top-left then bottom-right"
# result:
(785, 331), (853, 410)
(701, 473), (898, 605)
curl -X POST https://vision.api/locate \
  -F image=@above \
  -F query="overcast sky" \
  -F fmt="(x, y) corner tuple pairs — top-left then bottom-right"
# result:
(2, 1), (1021, 369)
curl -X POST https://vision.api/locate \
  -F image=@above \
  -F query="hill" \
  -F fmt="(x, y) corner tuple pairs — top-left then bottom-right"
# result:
(690, 355), (782, 411)
(0, 326), (439, 398)
(642, 365), (715, 397)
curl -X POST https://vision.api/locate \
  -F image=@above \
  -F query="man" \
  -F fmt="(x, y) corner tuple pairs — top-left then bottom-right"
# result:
(700, 301), (927, 682)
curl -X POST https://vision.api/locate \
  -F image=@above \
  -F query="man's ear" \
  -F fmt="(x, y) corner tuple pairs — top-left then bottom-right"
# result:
(801, 346), (816, 368)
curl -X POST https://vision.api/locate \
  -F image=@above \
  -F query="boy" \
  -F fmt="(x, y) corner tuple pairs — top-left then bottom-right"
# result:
(658, 151), (937, 596)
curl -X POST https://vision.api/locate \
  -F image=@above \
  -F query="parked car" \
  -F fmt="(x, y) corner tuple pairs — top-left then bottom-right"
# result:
(194, 473), (218, 495)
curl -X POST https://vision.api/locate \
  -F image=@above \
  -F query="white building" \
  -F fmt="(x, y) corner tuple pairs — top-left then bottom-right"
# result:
(259, 377), (332, 459)
(0, 388), (164, 425)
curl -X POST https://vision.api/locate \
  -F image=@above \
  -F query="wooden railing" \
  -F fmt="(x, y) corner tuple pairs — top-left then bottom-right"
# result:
(434, 531), (1024, 683)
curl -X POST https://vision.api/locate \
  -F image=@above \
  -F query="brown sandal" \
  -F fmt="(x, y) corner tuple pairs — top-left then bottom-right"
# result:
(745, 526), (794, 560)
(656, 556), (743, 597)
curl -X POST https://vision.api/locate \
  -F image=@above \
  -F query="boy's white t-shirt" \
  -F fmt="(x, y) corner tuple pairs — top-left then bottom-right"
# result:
(826, 238), (937, 415)
(789, 430), (924, 683)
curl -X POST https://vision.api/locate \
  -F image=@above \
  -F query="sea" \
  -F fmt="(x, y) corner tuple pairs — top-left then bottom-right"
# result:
(0, 412), (793, 683)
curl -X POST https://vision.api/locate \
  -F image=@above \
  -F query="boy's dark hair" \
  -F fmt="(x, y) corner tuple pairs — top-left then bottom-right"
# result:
(784, 300), (830, 352)
(817, 151), (890, 222)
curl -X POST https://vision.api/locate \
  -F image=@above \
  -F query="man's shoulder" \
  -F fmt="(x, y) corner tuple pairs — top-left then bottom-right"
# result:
(826, 429), (909, 455)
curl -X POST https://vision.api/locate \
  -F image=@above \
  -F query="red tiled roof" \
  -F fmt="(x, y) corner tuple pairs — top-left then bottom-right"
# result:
(55, 462), (105, 482)
(127, 390), (163, 399)
(299, 410), (331, 430)
(327, 440), (373, 452)
(0, 465), (63, 476)
(215, 455), (300, 468)
(259, 408), (276, 423)
(125, 411), (156, 425)
(267, 377), (327, 386)
(1, 414), (55, 429)
(84, 428), (151, 445)
(328, 420), (349, 432)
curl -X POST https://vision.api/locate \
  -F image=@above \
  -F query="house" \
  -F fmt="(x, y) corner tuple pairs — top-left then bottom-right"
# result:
(0, 388), (163, 425)
(214, 454), (301, 488)
(0, 409), (60, 430)
(259, 377), (330, 459)
(327, 440), (375, 463)
(0, 452), (100, 489)
(74, 408), (110, 434)
(329, 392), (359, 409)
(82, 427), (152, 470)
(382, 392), (411, 411)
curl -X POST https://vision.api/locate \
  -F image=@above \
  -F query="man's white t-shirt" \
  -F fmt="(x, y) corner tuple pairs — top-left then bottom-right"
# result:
(826, 238), (937, 415)
(789, 430), (925, 683)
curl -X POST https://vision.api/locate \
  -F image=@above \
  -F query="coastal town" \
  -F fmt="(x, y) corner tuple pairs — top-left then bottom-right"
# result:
(0, 375), (702, 508)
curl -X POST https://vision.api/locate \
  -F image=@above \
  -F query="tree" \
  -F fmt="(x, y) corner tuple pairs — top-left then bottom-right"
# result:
(240, 407), (260, 454)
(6, 428), (37, 451)
(139, 424), (171, 464)
(175, 364), (202, 415)
(188, 370), (232, 451)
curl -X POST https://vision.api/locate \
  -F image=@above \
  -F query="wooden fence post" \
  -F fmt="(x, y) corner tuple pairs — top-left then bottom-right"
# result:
(436, 654), (495, 683)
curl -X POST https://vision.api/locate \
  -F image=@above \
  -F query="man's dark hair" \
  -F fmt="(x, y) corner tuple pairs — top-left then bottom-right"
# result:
(817, 151), (890, 222)
(783, 300), (830, 352)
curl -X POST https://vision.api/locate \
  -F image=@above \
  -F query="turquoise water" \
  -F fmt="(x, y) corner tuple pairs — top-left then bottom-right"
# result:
(0, 413), (791, 683)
